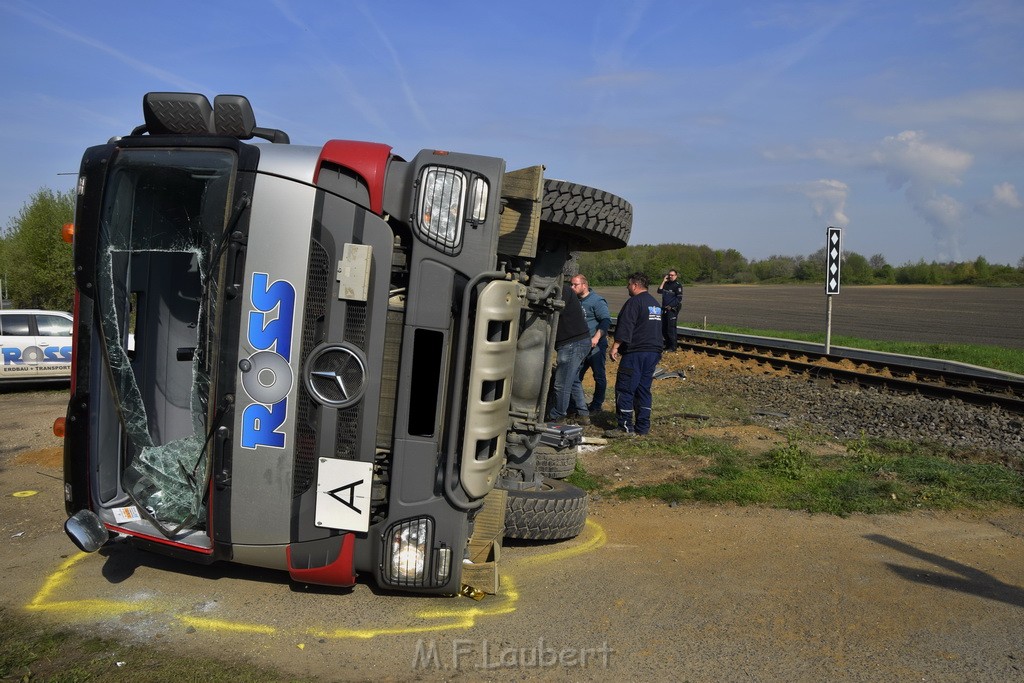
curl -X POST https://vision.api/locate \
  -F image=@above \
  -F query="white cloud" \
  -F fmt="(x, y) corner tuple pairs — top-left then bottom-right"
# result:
(800, 179), (849, 226)
(990, 181), (1022, 209)
(977, 181), (1023, 214)
(871, 130), (973, 189)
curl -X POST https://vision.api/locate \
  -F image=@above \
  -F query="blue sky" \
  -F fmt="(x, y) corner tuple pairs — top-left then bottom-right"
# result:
(1, 0), (1021, 266)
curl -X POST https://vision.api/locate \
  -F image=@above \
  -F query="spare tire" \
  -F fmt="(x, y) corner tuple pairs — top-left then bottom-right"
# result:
(503, 478), (588, 541)
(534, 446), (577, 480)
(540, 179), (632, 252)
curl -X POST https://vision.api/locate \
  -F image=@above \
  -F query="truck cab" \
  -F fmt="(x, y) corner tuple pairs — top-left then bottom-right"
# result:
(62, 92), (631, 594)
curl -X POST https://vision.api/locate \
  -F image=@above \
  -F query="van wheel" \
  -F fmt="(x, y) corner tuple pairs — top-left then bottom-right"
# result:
(540, 179), (632, 252)
(503, 478), (588, 541)
(534, 446), (576, 480)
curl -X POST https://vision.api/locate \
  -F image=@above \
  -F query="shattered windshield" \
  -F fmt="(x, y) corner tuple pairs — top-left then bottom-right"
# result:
(96, 147), (236, 536)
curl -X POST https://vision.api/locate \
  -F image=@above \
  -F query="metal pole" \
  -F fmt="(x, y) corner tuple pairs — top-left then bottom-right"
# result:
(825, 294), (833, 355)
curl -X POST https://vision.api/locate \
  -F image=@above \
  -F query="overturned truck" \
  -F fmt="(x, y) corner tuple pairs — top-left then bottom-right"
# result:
(62, 92), (632, 594)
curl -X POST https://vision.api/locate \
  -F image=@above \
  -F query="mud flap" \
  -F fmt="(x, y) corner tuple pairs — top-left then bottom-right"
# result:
(461, 487), (507, 598)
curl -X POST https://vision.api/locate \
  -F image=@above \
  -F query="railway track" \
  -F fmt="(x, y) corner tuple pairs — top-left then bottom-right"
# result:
(675, 329), (1024, 414)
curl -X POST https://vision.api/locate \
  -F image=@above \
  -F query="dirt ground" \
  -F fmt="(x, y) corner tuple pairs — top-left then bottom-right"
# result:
(598, 284), (1024, 349)
(3, 286), (1023, 680)
(3, 383), (1023, 681)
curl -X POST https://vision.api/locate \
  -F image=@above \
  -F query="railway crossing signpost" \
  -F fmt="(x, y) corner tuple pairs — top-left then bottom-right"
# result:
(825, 227), (842, 354)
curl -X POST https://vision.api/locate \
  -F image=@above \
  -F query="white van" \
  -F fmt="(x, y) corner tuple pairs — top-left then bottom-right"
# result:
(0, 309), (73, 383)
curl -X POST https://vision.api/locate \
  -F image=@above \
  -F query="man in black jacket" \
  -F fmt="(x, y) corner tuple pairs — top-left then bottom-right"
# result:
(607, 272), (662, 437)
(657, 269), (683, 352)
(548, 283), (592, 424)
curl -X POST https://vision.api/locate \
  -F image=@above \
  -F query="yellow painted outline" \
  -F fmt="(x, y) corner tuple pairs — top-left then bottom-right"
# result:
(26, 519), (606, 640)
(26, 553), (161, 618)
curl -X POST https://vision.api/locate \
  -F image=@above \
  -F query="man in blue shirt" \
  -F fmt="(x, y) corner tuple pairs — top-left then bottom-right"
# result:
(570, 274), (611, 414)
(607, 272), (662, 437)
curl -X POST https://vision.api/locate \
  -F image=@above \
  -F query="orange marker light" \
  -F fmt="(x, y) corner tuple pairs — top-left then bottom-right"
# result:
(62, 223), (75, 243)
(53, 417), (66, 438)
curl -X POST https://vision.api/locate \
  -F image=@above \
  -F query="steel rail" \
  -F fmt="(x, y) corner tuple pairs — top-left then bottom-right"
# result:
(675, 328), (1024, 414)
(608, 319), (1024, 413)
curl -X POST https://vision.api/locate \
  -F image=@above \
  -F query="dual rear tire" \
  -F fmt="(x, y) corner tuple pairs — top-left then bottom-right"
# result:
(503, 478), (588, 541)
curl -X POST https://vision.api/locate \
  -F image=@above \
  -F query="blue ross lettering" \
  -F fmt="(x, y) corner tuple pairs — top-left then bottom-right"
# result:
(2, 348), (21, 365)
(240, 272), (297, 450)
(247, 273), (295, 360)
(241, 402), (288, 449)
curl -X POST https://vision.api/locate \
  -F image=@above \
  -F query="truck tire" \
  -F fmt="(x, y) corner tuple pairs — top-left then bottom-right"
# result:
(503, 478), (588, 541)
(540, 179), (633, 252)
(534, 446), (576, 480)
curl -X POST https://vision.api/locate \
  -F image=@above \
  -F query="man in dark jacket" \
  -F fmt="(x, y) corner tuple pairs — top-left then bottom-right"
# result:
(657, 269), (683, 352)
(548, 283), (591, 424)
(607, 272), (662, 437)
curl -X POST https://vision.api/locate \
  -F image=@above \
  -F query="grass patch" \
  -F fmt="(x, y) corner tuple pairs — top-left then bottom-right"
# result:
(0, 607), (306, 683)
(697, 324), (1024, 375)
(567, 461), (611, 491)
(612, 436), (1024, 516)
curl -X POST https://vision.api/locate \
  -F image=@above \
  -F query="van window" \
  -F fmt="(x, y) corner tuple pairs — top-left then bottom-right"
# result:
(0, 314), (31, 336)
(37, 315), (72, 336)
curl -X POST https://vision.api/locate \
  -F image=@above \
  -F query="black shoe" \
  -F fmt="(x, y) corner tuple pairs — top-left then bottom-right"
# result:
(603, 428), (636, 439)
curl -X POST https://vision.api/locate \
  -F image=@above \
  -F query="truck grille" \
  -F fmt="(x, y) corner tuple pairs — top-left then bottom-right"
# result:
(293, 239), (331, 496)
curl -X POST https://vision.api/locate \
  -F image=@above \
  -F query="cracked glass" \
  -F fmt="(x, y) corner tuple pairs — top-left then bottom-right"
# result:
(96, 148), (236, 536)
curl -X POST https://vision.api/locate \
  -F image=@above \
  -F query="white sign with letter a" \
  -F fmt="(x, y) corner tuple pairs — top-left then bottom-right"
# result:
(315, 457), (374, 532)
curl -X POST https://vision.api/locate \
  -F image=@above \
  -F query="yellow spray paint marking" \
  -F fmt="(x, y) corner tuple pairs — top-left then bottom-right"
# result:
(26, 520), (607, 639)
(177, 615), (278, 635)
(12, 490), (38, 497)
(514, 519), (607, 568)
(306, 576), (521, 640)
(26, 552), (159, 618)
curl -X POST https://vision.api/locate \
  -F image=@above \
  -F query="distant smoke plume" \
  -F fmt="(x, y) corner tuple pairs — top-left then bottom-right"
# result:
(871, 130), (972, 261)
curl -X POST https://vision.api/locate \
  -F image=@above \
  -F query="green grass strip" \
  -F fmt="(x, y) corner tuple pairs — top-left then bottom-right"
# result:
(693, 324), (1024, 375)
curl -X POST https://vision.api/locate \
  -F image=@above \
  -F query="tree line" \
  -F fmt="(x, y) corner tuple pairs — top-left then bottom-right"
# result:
(0, 188), (74, 310)
(578, 243), (1024, 287)
(2, 188), (1022, 312)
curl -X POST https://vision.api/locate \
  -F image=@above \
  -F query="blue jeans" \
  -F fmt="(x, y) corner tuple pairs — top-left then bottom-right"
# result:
(614, 351), (660, 434)
(577, 339), (607, 412)
(549, 337), (591, 421)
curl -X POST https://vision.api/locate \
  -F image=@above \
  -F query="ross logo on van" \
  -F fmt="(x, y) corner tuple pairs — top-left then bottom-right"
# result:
(2, 346), (72, 365)
(240, 272), (296, 450)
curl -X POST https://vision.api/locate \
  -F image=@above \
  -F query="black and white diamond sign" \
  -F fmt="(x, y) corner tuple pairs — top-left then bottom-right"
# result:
(825, 227), (842, 294)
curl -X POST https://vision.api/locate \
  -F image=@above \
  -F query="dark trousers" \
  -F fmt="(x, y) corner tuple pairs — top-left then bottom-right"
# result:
(614, 351), (660, 435)
(662, 309), (679, 351)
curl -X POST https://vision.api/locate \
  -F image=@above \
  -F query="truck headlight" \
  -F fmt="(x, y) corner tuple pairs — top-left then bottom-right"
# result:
(383, 517), (432, 585)
(416, 166), (466, 252)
